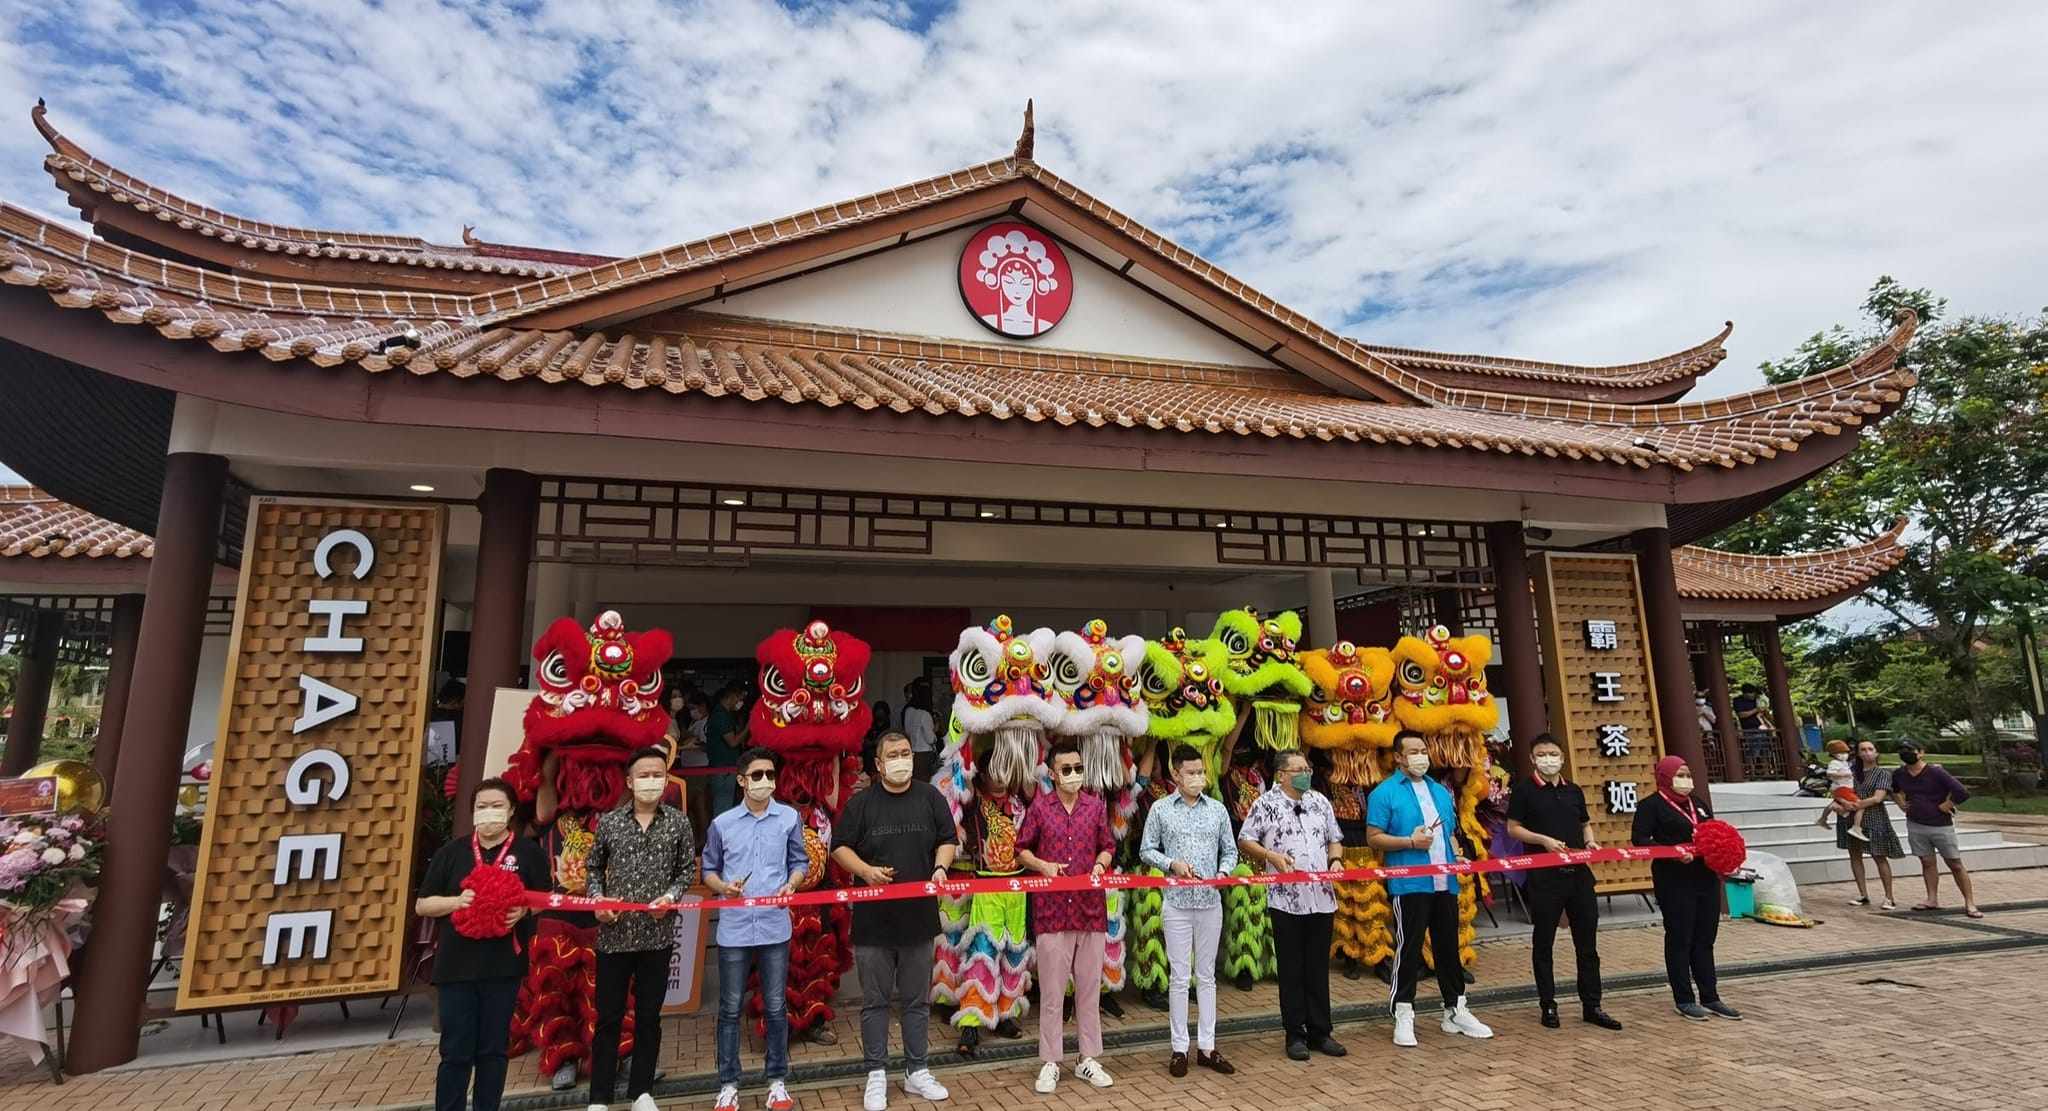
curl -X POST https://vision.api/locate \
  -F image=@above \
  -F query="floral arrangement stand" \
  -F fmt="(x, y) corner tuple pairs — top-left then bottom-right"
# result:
(0, 809), (104, 1082)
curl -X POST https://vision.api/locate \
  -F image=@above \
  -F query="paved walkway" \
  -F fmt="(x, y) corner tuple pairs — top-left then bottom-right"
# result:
(8, 867), (2048, 1109)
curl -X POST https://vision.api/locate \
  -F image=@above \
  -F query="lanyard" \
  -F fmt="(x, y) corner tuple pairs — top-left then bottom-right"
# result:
(473, 832), (513, 871)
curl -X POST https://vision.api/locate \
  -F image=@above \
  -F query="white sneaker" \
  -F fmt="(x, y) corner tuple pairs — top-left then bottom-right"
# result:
(589, 1105), (608, 1111)
(1442, 995), (1494, 1039)
(1075, 1058), (1113, 1088)
(714, 1085), (739, 1111)
(1392, 1002), (1417, 1047)
(1848, 826), (1870, 841)
(864, 1070), (888, 1111)
(902, 1068), (949, 1101)
(764, 1080), (793, 1111)
(1034, 1062), (1059, 1094)
(634, 1095), (662, 1111)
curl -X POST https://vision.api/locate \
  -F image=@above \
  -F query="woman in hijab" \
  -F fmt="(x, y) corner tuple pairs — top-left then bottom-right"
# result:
(1632, 756), (1740, 1022)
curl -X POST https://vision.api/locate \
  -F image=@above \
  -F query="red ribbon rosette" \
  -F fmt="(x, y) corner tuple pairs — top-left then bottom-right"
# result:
(1692, 818), (1747, 877)
(454, 856), (529, 942)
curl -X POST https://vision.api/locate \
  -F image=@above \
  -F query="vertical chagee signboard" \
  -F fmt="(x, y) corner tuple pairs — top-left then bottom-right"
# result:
(177, 500), (446, 1010)
(1533, 552), (1666, 895)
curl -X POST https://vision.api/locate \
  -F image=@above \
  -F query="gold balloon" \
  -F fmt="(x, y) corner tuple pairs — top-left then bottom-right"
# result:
(23, 759), (106, 816)
(178, 785), (202, 809)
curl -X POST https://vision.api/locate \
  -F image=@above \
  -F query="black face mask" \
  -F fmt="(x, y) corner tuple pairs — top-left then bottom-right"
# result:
(1899, 749), (1921, 765)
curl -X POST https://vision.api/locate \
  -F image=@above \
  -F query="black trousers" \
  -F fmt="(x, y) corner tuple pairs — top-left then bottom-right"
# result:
(1270, 909), (1334, 1042)
(435, 976), (519, 1111)
(591, 947), (671, 1104)
(1653, 872), (1721, 1005)
(1392, 890), (1462, 1008)
(1525, 865), (1601, 1009)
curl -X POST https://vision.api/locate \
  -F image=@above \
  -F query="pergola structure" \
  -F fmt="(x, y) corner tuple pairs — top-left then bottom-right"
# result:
(0, 101), (1920, 1073)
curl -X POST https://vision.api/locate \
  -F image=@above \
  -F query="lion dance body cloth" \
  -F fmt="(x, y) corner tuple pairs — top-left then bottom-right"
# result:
(1211, 607), (1311, 986)
(747, 619), (871, 1038)
(503, 610), (675, 1081)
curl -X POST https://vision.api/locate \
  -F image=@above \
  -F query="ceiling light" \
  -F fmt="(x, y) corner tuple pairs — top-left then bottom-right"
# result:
(979, 510), (998, 518)
(409, 484), (435, 493)
(722, 497), (746, 506)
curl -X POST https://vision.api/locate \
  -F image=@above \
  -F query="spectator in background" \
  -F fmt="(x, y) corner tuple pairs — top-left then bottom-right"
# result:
(1840, 738), (1904, 910)
(1732, 684), (1772, 765)
(1892, 741), (1982, 918)
(862, 700), (891, 781)
(901, 679), (939, 781)
(705, 685), (750, 817)
(1694, 690), (1715, 742)
(673, 691), (714, 837)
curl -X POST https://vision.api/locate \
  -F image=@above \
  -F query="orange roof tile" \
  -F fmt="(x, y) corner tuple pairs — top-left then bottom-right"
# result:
(0, 485), (152, 559)
(1675, 518), (1907, 604)
(1369, 321), (1731, 394)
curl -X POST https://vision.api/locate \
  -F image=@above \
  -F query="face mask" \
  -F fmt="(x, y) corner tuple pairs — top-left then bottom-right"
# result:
(1671, 775), (1694, 793)
(745, 779), (776, 803)
(632, 776), (666, 803)
(1180, 772), (1207, 796)
(1057, 770), (1083, 791)
(882, 756), (914, 785)
(1405, 753), (1430, 777)
(1899, 749), (1921, 765)
(472, 806), (509, 837)
(1535, 755), (1564, 777)
(1288, 771), (1313, 792)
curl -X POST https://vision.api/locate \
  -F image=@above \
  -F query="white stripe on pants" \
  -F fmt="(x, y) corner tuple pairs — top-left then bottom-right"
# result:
(1162, 901), (1221, 1053)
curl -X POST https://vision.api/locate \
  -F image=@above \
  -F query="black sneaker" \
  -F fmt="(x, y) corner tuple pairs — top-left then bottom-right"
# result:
(1286, 1038), (1310, 1061)
(1311, 1036), (1347, 1058)
(1099, 993), (1124, 1019)
(1675, 1003), (1711, 1021)
(1702, 1001), (1743, 1020)
(1583, 1008), (1623, 1031)
(1540, 1003), (1560, 1029)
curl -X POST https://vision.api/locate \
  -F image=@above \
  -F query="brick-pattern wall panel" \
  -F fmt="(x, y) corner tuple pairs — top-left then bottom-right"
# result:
(1534, 553), (1666, 895)
(178, 500), (445, 1010)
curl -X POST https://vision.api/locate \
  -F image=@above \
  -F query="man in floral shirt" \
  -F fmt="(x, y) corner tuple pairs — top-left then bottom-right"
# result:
(1015, 738), (1118, 1095)
(1239, 749), (1346, 1062)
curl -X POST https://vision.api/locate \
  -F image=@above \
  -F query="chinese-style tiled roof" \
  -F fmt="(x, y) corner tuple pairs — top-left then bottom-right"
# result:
(0, 485), (152, 558)
(1368, 322), (1732, 402)
(1675, 517), (1907, 604)
(0, 196), (1919, 476)
(32, 104), (611, 282)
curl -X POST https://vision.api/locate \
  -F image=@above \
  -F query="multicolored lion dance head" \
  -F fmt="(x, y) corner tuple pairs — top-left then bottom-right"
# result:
(939, 614), (1064, 825)
(1136, 627), (1236, 791)
(1054, 618), (1148, 837)
(1391, 624), (1497, 769)
(1210, 607), (1312, 753)
(505, 609), (675, 817)
(749, 619), (872, 890)
(1301, 640), (1399, 808)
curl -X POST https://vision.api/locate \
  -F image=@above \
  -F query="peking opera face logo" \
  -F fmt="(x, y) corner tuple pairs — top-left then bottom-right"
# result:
(959, 221), (1073, 338)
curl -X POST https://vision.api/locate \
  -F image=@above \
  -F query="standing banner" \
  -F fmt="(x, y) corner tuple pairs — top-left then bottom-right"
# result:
(177, 500), (446, 1010)
(1533, 552), (1666, 895)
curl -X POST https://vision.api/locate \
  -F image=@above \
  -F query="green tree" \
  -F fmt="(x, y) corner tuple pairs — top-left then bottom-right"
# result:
(1712, 279), (2048, 763)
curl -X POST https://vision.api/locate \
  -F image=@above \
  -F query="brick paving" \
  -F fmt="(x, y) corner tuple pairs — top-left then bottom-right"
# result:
(7, 867), (2048, 1110)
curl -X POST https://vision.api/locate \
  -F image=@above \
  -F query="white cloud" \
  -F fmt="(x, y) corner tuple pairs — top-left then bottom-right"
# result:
(0, 0), (2041, 399)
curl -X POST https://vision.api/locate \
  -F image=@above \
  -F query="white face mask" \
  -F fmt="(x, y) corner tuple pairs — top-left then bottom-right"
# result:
(1404, 753), (1431, 777)
(1179, 771), (1206, 796)
(1057, 769), (1083, 792)
(1534, 754), (1564, 778)
(631, 775), (666, 803)
(745, 778), (776, 803)
(472, 806), (510, 837)
(882, 756), (914, 785)
(1671, 775), (1694, 794)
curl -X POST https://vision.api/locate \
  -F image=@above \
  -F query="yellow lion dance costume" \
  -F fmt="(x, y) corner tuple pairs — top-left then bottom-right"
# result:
(1299, 640), (1400, 975)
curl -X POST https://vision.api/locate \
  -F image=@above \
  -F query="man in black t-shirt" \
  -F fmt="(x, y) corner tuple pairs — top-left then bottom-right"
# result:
(1504, 736), (1621, 1034)
(416, 778), (552, 1111)
(830, 732), (958, 1111)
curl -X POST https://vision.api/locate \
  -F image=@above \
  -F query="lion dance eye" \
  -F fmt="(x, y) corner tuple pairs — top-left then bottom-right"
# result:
(1051, 654), (1083, 689)
(761, 665), (789, 698)
(1399, 660), (1426, 687)
(539, 651), (569, 689)
(1139, 660), (1170, 696)
(1222, 629), (1250, 656)
(957, 649), (992, 686)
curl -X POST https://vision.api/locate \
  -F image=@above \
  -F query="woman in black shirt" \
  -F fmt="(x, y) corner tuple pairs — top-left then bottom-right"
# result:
(1631, 756), (1740, 1024)
(416, 777), (552, 1111)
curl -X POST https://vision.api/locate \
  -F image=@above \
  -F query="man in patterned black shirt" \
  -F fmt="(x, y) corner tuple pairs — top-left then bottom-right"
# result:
(586, 747), (699, 1111)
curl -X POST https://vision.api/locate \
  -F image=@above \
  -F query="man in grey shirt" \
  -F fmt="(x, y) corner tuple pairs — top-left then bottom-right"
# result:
(1138, 745), (1238, 1079)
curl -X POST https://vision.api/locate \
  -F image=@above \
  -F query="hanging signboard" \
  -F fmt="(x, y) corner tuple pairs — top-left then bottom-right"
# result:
(1533, 552), (1666, 895)
(177, 499), (446, 1010)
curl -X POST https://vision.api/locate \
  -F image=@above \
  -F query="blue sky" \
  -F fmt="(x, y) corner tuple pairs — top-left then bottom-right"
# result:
(2, 0), (2045, 502)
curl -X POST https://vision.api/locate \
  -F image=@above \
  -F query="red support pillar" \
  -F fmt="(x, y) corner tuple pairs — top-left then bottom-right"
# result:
(1697, 620), (1744, 784)
(1431, 586), (1465, 636)
(455, 468), (538, 835)
(1486, 521), (1547, 780)
(1632, 527), (1712, 805)
(0, 610), (62, 775)
(68, 452), (227, 1074)
(92, 593), (146, 788)
(1761, 623), (1804, 773)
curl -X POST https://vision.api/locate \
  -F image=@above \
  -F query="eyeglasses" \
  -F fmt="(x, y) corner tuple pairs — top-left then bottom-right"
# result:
(744, 770), (776, 783)
(1054, 765), (1083, 777)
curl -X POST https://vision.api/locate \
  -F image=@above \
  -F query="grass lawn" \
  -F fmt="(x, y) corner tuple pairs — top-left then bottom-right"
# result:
(1963, 793), (2048, 817)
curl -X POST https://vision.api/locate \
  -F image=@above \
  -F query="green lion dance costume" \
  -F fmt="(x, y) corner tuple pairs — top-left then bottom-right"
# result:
(1210, 607), (1312, 991)
(1126, 628), (1233, 1009)
(1391, 624), (1499, 976)
(1300, 640), (1401, 976)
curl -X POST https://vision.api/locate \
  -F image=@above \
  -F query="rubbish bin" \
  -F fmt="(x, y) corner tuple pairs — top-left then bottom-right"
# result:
(1802, 722), (1823, 752)
(1724, 876), (1756, 920)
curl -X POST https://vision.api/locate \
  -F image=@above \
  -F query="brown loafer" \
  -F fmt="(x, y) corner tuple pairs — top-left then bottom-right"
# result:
(1197, 1049), (1236, 1075)
(1168, 1051), (1188, 1077)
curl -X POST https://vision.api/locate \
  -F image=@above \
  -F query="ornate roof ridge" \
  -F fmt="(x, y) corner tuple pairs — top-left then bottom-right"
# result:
(1369, 321), (1732, 388)
(1674, 517), (1909, 604)
(0, 482), (154, 559)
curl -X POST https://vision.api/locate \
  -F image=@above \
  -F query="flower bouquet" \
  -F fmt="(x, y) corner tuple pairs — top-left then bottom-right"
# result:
(0, 812), (104, 966)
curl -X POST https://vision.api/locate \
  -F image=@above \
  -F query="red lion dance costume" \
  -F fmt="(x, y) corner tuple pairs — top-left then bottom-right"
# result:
(746, 619), (872, 1039)
(504, 610), (675, 1084)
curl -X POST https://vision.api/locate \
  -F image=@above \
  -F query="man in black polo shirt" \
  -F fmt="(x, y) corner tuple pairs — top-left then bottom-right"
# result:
(1505, 735), (1622, 1032)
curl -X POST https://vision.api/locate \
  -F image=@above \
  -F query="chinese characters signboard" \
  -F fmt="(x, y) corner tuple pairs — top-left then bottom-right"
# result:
(1534, 552), (1666, 895)
(178, 500), (445, 1009)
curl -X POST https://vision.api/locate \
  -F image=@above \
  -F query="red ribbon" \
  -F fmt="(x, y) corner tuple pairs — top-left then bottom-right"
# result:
(526, 843), (1697, 914)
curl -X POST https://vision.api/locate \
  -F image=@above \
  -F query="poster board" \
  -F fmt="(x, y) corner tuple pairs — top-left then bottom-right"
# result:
(178, 500), (446, 1009)
(1534, 552), (1665, 895)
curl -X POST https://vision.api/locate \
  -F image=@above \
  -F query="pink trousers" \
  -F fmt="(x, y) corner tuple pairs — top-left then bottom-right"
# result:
(1035, 929), (1106, 1062)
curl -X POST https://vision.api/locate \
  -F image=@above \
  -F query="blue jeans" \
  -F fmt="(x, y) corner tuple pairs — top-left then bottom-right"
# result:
(717, 942), (791, 1085)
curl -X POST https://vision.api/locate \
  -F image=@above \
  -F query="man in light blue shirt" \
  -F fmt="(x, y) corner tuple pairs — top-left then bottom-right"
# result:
(702, 747), (809, 1111)
(1366, 730), (1493, 1049)
(1138, 745), (1239, 1078)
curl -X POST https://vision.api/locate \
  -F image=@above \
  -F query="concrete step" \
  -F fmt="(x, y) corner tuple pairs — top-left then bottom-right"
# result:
(1759, 829), (2007, 862)
(1777, 840), (2048, 887)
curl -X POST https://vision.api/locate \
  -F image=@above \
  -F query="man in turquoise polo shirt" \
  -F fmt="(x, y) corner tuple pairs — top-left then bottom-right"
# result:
(1366, 730), (1493, 1049)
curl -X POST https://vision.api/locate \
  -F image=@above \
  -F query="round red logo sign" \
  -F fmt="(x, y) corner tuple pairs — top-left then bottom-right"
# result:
(959, 221), (1073, 338)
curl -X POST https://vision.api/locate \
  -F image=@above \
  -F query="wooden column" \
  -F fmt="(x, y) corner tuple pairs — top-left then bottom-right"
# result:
(69, 452), (227, 1074)
(1304, 569), (1337, 649)
(1486, 521), (1547, 780)
(0, 611), (62, 775)
(1632, 526), (1711, 805)
(1761, 623), (1803, 772)
(1697, 620), (1744, 784)
(455, 468), (538, 835)
(92, 593), (146, 788)
(1431, 586), (1465, 636)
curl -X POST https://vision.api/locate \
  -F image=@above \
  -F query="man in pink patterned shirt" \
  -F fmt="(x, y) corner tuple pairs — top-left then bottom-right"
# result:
(1016, 738), (1118, 1094)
